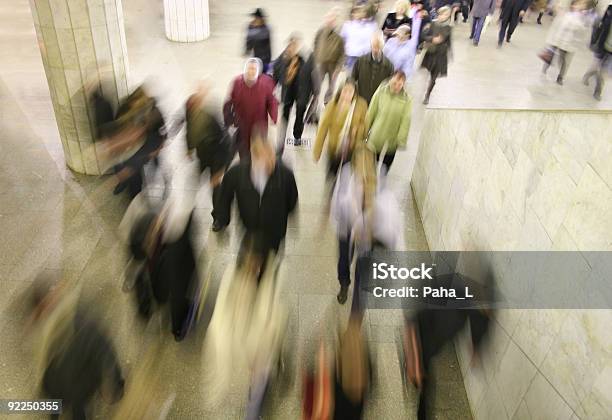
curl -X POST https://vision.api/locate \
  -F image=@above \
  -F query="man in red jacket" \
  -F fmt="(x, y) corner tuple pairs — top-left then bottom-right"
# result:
(224, 58), (279, 159)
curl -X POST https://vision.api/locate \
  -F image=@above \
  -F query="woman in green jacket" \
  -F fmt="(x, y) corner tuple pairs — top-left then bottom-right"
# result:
(365, 70), (412, 173)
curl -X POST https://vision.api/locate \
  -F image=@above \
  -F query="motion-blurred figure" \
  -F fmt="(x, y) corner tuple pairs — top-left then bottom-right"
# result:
(224, 58), (278, 160)
(314, 8), (346, 105)
(184, 81), (230, 231)
(352, 32), (394, 104)
(421, 6), (453, 105)
(498, 0), (531, 47)
(273, 33), (316, 147)
(398, 264), (494, 420)
(332, 316), (372, 419)
(330, 147), (376, 305)
(583, 3), (611, 100)
(246, 8), (272, 73)
(470, 0), (496, 46)
(302, 316), (373, 419)
(314, 80), (368, 180)
(112, 342), (175, 420)
(88, 80), (115, 141)
(543, 0), (593, 85)
(365, 70), (412, 173)
(216, 133), (298, 271)
(382, 1), (412, 40)
(204, 252), (290, 413)
(106, 86), (167, 198)
(341, 6), (380, 70)
(383, 19), (423, 79)
(533, 0), (549, 24)
(122, 171), (200, 341)
(27, 278), (124, 420)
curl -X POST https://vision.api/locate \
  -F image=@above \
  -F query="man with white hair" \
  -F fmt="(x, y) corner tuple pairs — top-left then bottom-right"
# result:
(314, 8), (346, 104)
(351, 31), (394, 103)
(224, 58), (278, 160)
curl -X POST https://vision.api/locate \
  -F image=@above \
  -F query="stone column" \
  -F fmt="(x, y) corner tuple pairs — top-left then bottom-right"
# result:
(164, 0), (210, 42)
(29, 0), (130, 175)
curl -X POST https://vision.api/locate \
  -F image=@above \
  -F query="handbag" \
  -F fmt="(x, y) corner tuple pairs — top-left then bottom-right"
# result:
(404, 322), (424, 388)
(538, 47), (554, 65)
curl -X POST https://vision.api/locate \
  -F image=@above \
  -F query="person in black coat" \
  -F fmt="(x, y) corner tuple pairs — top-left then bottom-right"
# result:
(246, 8), (272, 73)
(421, 6), (453, 105)
(113, 88), (167, 198)
(382, 1), (412, 40)
(583, 4), (611, 100)
(27, 278), (125, 420)
(398, 261), (494, 420)
(299, 52), (320, 128)
(273, 33), (312, 146)
(216, 134), (298, 271)
(89, 83), (115, 140)
(498, 0), (531, 47)
(129, 197), (198, 341)
(183, 83), (230, 231)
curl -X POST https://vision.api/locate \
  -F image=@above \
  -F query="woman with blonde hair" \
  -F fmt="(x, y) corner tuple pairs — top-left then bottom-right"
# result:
(382, 0), (412, 39)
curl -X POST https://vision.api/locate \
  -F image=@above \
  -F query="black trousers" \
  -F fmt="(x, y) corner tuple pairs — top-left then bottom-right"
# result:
(282, 84), (306, 140)
(376, 150), (397, 173)
(338, 236), (353, 288)
(499, 15), (519, 43)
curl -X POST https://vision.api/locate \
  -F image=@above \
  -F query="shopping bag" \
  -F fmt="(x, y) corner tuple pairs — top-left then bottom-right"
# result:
(481, 15), (492, 35)
(538, 47), (554, 65)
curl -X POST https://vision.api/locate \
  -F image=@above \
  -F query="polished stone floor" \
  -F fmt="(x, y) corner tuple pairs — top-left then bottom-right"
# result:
(0, 0), (608, 419)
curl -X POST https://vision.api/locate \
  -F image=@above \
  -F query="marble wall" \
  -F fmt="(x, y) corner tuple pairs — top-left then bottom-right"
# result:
(29, 0), (130, 175)
(411, 108), (612, 419)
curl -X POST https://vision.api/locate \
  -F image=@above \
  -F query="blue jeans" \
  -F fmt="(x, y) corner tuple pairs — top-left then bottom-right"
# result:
(471, 16), (485, 44)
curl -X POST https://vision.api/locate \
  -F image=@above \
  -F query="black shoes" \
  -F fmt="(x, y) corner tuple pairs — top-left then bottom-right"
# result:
(556, 76), (563, 86)
(337, 286), (348, 304)
(212, 219), (225, 232)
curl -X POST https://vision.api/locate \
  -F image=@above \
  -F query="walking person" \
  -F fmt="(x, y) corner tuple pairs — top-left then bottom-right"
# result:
(245, 8), (272, 73)
(421, 6), (453, 104)
(534, 0), (548, 24)
(224, 58), (278, 160)
(341, 6), (380, 70)
(314, 8), (346, 104)
(470, 0), (496, 46)
(365, 71), (412, 174)
(331, 146), (377, 304)
(273, 34), (305, 146)
(382, 0), (413, 39)
(498, 0), (531, 47)
(183, 82), (230, 231)
(583, 4), (611, 100)
(383, 17), (423, 79)
(216, 133), (298, 271)
(298, 52), (321, 132)
(313, 79), (368, 179)
(352, 32), (395, 104)
(543, 0), (593, 85)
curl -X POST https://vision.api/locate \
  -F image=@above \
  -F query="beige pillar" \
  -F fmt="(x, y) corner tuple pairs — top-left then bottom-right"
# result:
(164, 0), (210, 42)
(29, 0), (130, 175)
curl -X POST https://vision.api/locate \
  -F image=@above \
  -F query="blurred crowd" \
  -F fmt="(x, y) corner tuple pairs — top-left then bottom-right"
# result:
(16, 0), (611, 419)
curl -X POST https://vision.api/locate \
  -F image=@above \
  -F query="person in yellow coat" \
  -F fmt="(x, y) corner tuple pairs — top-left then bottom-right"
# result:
(313, 79), (368, 179)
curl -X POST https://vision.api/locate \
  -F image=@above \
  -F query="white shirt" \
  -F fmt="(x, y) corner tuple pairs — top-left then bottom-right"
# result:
(251, 161), (270, 196)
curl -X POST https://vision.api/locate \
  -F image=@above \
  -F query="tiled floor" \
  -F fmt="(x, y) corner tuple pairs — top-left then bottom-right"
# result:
(1, 0), (607, 419)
